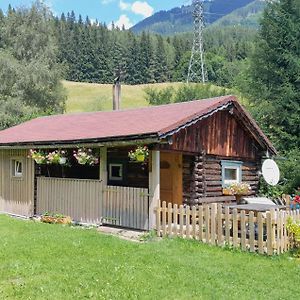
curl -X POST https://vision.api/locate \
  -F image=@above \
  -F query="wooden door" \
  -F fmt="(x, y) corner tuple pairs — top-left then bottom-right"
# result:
(160, 152), (183, 206)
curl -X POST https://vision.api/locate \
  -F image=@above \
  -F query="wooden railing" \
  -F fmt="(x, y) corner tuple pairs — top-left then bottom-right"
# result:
(156, 201), (300, 255)
(37, 177), (103, 224)
(36, 177), (149, 229)
(103, 186), (149, 230)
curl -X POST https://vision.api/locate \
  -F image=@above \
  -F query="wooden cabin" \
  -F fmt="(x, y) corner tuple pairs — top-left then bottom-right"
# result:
(0, 95), (276, 230)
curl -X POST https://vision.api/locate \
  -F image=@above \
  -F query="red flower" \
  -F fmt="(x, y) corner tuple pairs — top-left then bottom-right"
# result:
(294, 195), (300, 204)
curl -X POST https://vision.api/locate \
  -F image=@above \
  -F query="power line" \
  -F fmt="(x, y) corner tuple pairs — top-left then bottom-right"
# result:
(187, 0), (207, 84)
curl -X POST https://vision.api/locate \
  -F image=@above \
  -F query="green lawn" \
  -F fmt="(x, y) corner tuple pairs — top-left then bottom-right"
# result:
(0, 215), (299, 300)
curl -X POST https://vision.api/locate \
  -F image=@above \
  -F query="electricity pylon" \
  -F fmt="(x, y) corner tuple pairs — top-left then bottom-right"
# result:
(187, 0), (207, 83)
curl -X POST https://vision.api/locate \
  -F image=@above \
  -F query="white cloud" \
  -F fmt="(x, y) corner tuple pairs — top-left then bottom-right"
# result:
(110, 14), (133, 29)
(101, 0), (115, 4)
(119, 0), (130, 10)
(131, 1), (154, 18)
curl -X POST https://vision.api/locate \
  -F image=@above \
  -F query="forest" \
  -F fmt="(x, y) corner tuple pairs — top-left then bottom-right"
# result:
(0, 0), (299, 194)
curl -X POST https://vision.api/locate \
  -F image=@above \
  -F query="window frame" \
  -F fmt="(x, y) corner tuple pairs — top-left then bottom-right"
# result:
(108, 163), (124, 182)
(221, 160), (242, 187)
(11, 158), (24, 179)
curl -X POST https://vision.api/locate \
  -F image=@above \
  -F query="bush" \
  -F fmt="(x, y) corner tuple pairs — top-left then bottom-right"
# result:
(144, 87), (174, 106)
(278, 149), (300, 194)
(144, 83), (230, 106)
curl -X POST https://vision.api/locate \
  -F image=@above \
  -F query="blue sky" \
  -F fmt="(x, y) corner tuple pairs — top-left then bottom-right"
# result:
(0, 0), (189, 28)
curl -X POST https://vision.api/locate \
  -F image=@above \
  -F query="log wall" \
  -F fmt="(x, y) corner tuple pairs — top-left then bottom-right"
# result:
(183, 154), (260, 205)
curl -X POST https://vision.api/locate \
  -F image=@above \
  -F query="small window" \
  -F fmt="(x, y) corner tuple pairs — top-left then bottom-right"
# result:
(109, 163), (123, 181)
(12, 159), (23, 177)
(221, 160), (242, 187)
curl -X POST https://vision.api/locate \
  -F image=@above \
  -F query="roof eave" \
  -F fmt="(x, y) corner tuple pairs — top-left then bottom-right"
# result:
(0, 133), (160, 149)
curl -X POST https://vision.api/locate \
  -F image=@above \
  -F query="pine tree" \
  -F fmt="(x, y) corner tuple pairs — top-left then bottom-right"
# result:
(248, 0), (300, 151)
(125, 32), (142, 84)
(153, 35), (169, 82)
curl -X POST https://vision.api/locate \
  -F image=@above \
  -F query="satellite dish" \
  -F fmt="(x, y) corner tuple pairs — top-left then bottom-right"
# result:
(262, 159), (280, 186)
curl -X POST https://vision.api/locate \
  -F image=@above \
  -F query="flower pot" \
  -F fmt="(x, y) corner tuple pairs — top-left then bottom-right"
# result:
(235, 194), (247, 204)
(59, 157), (67, 165)
(136, 154), (145, 162)
(35, 158), (45, 164)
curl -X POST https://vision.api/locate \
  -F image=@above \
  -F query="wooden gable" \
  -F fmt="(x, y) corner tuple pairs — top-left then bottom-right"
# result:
(159, 109), (263, 160)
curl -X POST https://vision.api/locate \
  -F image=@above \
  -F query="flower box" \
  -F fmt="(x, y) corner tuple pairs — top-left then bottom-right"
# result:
(222, 188), (233, 196)
(41, 214), (72, 225)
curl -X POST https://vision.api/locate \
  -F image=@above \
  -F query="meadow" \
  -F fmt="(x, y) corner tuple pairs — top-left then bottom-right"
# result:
(64, 81), (183, 113)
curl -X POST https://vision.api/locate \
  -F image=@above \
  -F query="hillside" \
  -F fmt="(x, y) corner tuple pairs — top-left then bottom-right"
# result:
(212, 0), (266, 28)
(64, 81), (183, 113)
(63, 81), (236, 113)
(131, 0), (256, 35)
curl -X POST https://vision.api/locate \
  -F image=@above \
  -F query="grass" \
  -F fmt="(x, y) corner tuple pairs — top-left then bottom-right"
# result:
(63, 81), (184, 113)
(0, 215), (299, 299)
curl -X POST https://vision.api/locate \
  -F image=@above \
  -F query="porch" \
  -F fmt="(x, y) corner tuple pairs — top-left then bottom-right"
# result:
(33, 146), (159, 230)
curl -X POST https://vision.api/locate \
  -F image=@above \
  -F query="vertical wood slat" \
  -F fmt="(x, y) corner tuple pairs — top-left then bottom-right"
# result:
(36, 177), (103, 224)
(156, 201), (161, 236)
(211, 204), (216, 245)
(249, 211), (255, 252)
(266, 211), (273, 255)
(198, 206), (203, 242)
(168, 202), (172, 236)
(192, 206), (197, 239)
(0, 149), (34, 217)
(232, 209), (238, 248)
(217, 204), (223, 246)
(257, 212), (264, 254)
(179, 205), (184, 237)
(101, 185), (149, 230)
(240, 210), (246, 251)
(186, 206), (191, 239)
(225, 206), (230, 245)
(162, 201), (167, 237)
(155, 201), (299, 256)
(173, 204), (178, 236)
(205, 205), (210, 243)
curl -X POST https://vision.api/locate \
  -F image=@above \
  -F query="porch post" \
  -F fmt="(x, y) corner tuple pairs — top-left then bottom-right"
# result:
(100, 147), (107, 186)
(149, 150), (160, 230)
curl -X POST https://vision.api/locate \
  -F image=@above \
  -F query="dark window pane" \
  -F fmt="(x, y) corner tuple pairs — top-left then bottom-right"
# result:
(112, 166), (121, 178)
(225, 168), (237, 180)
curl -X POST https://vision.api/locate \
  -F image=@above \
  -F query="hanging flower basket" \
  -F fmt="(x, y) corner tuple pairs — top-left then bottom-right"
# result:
(136, 154), (145, 162)
(29, 149), (47, 164)
(73, 148), (99, 166)
(59, 157), (67, 165)
(29, 149), (68, 165)
(47, 150), (68, 165)
(128, 146), (149, 163)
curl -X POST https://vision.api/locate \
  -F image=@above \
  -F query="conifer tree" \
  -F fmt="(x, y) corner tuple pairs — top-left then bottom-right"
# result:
(248, 0), (300, 151)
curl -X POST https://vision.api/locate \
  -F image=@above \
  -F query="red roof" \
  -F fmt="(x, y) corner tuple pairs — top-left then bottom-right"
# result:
(0, 95), (275, 153)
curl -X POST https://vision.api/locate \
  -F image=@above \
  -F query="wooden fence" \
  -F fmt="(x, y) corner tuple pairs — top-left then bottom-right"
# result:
(36, 177), (149, 229)
(103, 186), (149, 230)
(37, 177), (103, 224)
(156, 201), (300, 255)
